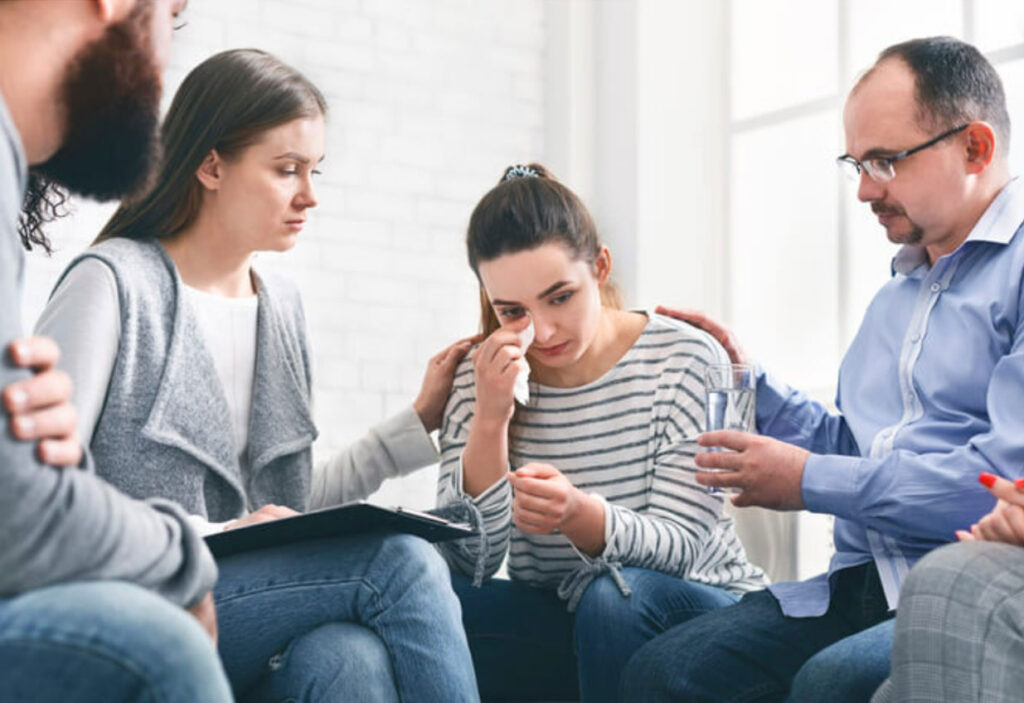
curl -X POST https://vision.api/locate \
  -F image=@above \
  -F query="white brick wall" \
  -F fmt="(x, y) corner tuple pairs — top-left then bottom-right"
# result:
(21, 0), (546, 510)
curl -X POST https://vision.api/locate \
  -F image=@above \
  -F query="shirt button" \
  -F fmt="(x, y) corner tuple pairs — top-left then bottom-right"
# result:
(911, 334), (921, 342)
(930, 283), (942, 292)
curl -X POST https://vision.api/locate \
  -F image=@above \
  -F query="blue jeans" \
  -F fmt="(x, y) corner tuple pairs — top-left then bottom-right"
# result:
(215, 532), (478, 702)
(0, 581), (232, 703)
(622, 562), (894, 703)
(452, 567), (738, 702)
(788, 619), (894, 702)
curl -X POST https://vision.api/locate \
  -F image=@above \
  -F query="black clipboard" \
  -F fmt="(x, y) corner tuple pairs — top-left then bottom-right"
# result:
(204, 501), (476, 559)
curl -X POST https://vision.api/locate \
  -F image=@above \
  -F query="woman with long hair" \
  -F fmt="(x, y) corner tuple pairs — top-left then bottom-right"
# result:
(35, 49), (478, 702)
(436, 163), (767, 702)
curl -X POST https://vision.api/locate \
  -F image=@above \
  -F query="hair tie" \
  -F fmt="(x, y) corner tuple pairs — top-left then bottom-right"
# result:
(504, 164), (539, 181)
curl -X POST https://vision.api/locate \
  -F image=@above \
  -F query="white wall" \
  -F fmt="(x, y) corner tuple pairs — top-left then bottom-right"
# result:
(544, 0), (730, 315)
(21, 0), (546, 510)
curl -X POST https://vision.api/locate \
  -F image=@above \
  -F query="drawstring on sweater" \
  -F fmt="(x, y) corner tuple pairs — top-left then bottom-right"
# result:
(557, 557), (632, 612)
(435, 485), (633, 606)
(430, 497), (488, 586)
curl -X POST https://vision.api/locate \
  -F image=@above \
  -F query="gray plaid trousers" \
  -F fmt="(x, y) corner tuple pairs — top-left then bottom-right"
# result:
(873, 541), (1024, 703)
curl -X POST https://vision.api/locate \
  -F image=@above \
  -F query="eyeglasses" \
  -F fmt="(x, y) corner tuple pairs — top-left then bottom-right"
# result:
(836, 123), (968, 183)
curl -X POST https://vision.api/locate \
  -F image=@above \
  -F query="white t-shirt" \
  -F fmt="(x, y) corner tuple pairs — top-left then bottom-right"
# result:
(184, 284), (258, 465)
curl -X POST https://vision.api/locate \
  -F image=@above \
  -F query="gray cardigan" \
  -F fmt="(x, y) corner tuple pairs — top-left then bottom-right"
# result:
(56, 238), (318, 522)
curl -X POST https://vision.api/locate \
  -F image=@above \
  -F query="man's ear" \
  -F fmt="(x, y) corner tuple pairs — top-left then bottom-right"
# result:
(964, 121), (997, 174)
(594, 246), (612, 286)
(195, 150), (223, 191)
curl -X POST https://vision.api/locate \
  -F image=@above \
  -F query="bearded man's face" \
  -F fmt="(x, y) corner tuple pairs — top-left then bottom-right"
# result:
(34, 0), (163, 201)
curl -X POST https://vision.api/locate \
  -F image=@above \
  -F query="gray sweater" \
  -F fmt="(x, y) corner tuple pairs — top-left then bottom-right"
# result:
(56, 239), (318, 521)
(0, 94), (216, 607)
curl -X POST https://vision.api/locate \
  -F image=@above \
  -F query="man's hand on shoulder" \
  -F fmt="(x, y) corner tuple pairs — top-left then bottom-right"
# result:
(695, 431), (809, 510)
(655, 305), (749, 365)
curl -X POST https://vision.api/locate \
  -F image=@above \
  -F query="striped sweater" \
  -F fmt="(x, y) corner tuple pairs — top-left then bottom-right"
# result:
(437, 313), (768, 610)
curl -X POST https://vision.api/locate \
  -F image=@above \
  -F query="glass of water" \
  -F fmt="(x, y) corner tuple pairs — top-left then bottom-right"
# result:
(703, 363), (755, 490)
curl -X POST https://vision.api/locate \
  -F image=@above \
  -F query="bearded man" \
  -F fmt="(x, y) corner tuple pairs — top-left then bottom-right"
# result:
(0, 2), (232, 700)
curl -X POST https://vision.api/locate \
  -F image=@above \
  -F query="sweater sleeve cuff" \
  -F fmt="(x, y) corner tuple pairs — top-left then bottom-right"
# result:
(146, 499), (219, 608)
(801, 452), (862, 518)
(377, 405), (439, 475)
(595, 493), (615, 560)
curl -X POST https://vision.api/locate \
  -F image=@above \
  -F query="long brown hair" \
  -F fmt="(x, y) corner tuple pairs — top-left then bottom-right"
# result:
(467, 163), (620, 337)
(96, 48), (327, 242)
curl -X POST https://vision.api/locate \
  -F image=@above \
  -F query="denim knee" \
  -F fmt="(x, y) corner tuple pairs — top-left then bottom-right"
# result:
(78, 583), (229, 698)
(252, 623), (398, 703)
(573, 574), (624, 653)
(618, 604), (746, 701)
(577, 572), (631, 620)
(789, 621), (894, 703)
(789, 646), (849, 702)
(41, 581), (220, 669)
(287, 622), (391, 675)
(619, 635), (683, 701)
(575, 569), (735, 641)
(790, 652), (888, 703)
(0, 582), (231, 703)
(377, 534), (450, 586)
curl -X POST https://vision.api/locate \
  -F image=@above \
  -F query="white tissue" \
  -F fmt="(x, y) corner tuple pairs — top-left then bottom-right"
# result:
(513, 318), (535, 405)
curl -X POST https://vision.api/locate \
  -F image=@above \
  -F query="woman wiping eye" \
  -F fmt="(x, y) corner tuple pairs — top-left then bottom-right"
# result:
(435, 162), (767, 702)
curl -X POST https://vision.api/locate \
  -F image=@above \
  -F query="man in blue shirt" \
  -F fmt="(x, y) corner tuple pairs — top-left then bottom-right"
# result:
(624, 36), (1024, 702)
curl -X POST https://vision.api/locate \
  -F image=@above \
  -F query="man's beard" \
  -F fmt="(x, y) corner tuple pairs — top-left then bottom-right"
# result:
(33, 0), (162, 201)
(872, 202), (924, 246)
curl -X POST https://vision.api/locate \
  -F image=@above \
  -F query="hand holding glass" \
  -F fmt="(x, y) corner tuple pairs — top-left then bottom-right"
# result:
(703, 363), (755, 492)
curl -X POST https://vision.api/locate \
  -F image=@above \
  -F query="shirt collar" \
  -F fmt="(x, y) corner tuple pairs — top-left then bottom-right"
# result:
(891, 245), (928, 276)
(892, 177), (1024, 276)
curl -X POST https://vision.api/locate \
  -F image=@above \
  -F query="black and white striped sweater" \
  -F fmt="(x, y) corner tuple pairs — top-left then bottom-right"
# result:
(437, 313), (768, 610)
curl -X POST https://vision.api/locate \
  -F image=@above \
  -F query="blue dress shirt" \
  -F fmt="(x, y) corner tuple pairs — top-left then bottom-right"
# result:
(759, 177), (1024, 617)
